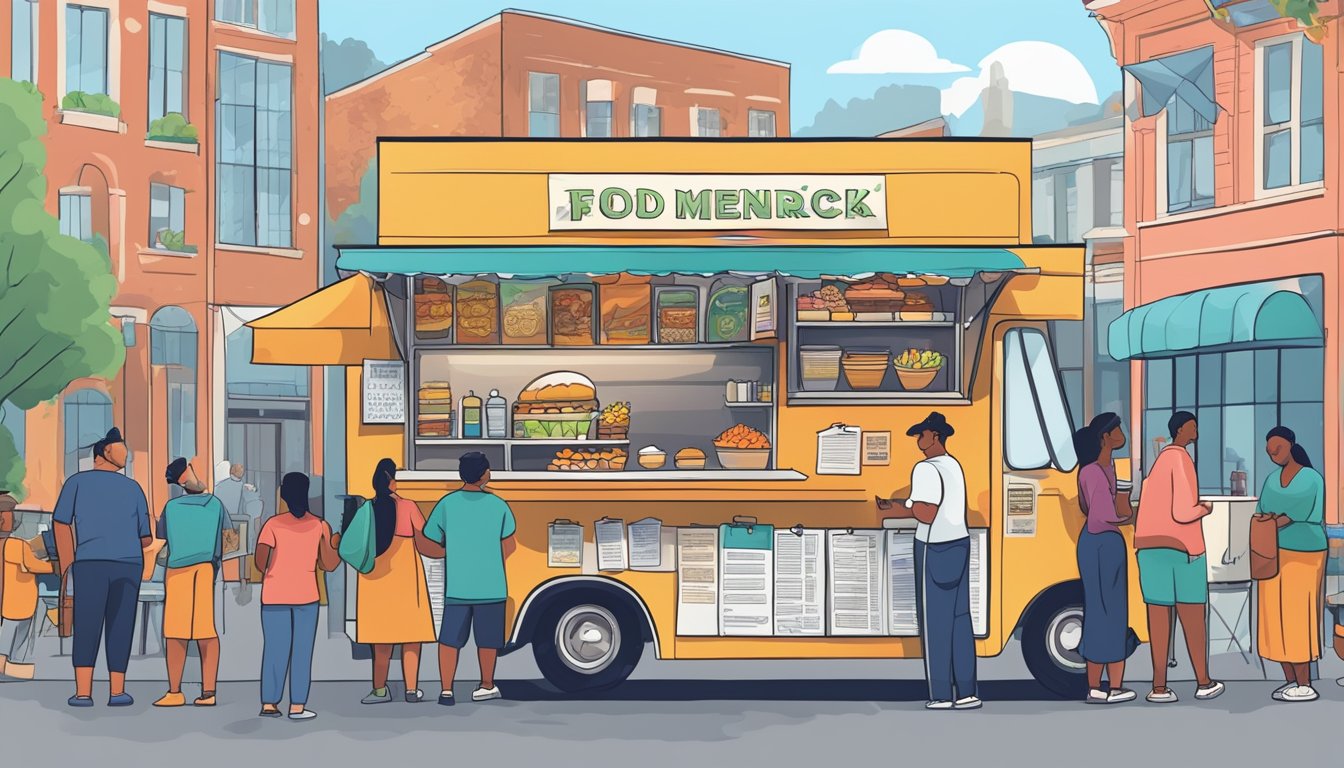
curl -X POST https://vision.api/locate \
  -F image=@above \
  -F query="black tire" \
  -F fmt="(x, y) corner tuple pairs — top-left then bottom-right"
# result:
(1021, 581), (1104, 699)
(531, 590), (645, 693)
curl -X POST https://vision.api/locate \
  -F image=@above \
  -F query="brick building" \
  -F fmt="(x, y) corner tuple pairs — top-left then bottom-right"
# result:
(1, 0), (322, 526)
(324, 9), (791, 226)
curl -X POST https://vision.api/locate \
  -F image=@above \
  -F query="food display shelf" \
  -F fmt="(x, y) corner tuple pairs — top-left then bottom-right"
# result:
(414, 438), (631, 446)
(723, 401), (774, 408)
(794, 321), (958, 329)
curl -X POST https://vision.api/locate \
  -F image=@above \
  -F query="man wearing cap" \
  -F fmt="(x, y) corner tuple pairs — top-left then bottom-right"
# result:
(880, 412), (980, 710)
(53, 427), (151, 708)
(154, 458), (234, 708)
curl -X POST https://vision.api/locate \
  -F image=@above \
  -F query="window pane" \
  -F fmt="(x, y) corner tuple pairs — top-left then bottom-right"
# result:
(529, 72), (559, 114)
(1109, 162), (1124, 226)
(1004, 330), (1050, 469)
(529, 113), (559, 137)
(1301, 39), (1324, 123)
(1142, 410), (1170, 471)
(65, 7), (80, 91)
(1197, 353), (1222, 406)
(149, 16), (166, 121)
(1032, 176), (1054, 243)
(217, 164), (256, 246)
(1253, 349), (1278, 402)
(1146, 358), (1173, 408)
(82, 7), (108, 95)
(1223, 405), (1256, 495)
(257, 168), (292, 247)
(1064, 171), (1079, 242)
(1175, 355), (1196, 408)
(1301, 120), (1324, 185)
(698, 108), (721, 137)
(586, 101), (612, 138)
(150, 183), (170, 241)
(1280, 402), (1323, 477)
(1198, 406), (1222, 494)
(1022, 329), (1079, 470)
(1094, 300), (1122, 360)
(1224, 350), (1254, 403)
(1168, 140), (1193, 210)
(11, 0), (35, 84)
(1253, 403), (1278, 494)
(1264, 129), (1292, 189)
(1264, 42), (1293, 126)
(1193, 135), (1214, 203)
(170, 186), (185, 232)
(1280, 347), (1324, 401)
(260, 0), (295, 38)
(1052, 319), (1084, 369)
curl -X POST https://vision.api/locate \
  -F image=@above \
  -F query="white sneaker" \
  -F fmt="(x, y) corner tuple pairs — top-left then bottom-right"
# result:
(925, 700), (954, 710)
(471, 686), (501, 702)
(1086, 689), (1110, 704)
(1107, 688), (1137, 703)
(1282, 685), (1318, 702)
(1146, 688), (1178, 703)
(1272, 682), (1295, 701)
(953, 696), (982, 710)
(1194, 681), (1225, 700)
(1336, 677), (1344, 687)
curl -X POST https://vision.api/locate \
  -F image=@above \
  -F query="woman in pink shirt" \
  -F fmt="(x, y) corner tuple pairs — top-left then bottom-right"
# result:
(255, 473), (342, 720)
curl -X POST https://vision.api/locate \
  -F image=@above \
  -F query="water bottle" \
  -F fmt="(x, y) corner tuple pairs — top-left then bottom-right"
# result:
(461, 391), (482, 439)
(485, 389), (508, 439)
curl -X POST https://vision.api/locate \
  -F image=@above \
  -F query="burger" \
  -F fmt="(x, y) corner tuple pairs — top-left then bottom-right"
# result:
(514, 371), (599, 438)
(674, 447), (707, 470)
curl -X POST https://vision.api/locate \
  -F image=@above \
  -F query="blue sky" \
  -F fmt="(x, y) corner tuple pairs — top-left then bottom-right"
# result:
(320, 0), (1121, 128)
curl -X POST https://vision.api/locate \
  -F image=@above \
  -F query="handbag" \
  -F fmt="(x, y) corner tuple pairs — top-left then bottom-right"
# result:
(1249, 513), (1280, 581)
(337, 500), (377, 574)
(58, 569), (74, 638)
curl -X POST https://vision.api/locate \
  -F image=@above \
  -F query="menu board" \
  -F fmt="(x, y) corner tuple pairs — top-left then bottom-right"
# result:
(362, 359), (406, 424)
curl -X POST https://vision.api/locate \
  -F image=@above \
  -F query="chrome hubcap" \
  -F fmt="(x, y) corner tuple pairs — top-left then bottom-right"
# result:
(556, 605), (620, 674)
(1046, 608), (1086, 670)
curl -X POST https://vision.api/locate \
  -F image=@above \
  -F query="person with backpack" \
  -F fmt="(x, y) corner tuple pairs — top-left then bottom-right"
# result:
(1072, 412), (1136, 704)
(341, 458), (435, 704)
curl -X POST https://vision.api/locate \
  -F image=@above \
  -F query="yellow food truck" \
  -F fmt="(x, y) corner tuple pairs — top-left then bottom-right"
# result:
(251, 139), (1145, 697)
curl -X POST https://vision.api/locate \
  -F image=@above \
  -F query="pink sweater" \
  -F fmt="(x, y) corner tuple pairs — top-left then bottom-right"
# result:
(1135, 445), (1209, 556)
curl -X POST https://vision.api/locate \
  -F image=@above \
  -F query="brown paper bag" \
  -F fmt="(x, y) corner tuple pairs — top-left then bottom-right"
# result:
(1250, 514), (1280, 580)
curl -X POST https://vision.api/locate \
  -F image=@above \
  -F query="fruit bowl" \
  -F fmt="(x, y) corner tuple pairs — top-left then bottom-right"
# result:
(894, 365), (941, 391)
(715, 447), (771, 470)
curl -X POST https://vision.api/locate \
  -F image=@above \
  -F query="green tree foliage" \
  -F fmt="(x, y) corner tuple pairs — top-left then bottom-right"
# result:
(0, 79), (124, 498)
(1271, 0), (1320, 27)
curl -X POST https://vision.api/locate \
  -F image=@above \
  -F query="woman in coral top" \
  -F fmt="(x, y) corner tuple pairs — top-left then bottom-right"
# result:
(356, 458), (436, 704)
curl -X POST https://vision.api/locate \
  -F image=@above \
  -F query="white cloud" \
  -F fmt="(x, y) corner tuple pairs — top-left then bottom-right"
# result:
(828, 29), (970, 75)
(940, 41), (1101, 117)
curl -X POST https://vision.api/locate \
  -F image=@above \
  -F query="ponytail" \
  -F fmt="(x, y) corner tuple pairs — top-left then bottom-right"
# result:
(1291, 443), (1313, 469)
(371, 458), (398, 557)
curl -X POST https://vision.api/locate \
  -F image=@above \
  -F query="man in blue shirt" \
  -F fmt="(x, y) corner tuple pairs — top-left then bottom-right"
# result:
(416, 452), (516, 706)
(53, 428), (151, 708)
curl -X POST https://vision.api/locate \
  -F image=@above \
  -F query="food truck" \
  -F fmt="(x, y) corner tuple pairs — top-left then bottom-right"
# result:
(250, 139), (1145, 697)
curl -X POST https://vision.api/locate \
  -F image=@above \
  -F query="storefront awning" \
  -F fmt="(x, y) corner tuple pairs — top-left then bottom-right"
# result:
(1124, 46), (1218, 123)
(334, 245), (1028, 279)
(248, 274), (398, 365)
(1108, 282), (1323, 361)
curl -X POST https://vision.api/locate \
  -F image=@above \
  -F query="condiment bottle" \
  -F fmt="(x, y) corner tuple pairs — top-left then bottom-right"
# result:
(726, 380), (737, 402)
(485, 389), (508, 439)
(461, 390), (483, 439)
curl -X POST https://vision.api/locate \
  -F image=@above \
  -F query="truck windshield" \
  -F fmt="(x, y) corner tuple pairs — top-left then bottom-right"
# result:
(1004, 328), (1078, 472)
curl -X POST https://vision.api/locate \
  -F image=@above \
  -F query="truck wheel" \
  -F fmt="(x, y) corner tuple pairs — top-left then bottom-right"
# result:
(532, 593), (644, 693)
(1020, 582), (1090, 699)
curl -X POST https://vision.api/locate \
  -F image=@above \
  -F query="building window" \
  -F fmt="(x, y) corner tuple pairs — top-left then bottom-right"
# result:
(63, 388), (112, 478)
(1063, 170), (1079, 242)
(749, 109), (776, 137)
(217, 52), (293, 248)
(1107, 160), (1124, 227)
(528, 72), (559, 137)
(150, 183), (187, 251)
(1142, 347), (1323, 495)
(1032, 175), (1054, 244)
(632, 103), (661, 137)
(59, 193), (93, 241)
(148, 14), (188, 123)
(1258, 35), (1324, 192)
(1165, 93), (1214, 213)
(151, 307), (198, 485)
(696, 107), (721, 137)
(215, 0), (295, 39)
(585, 100), (612, 138)
(11, 0), (38, 85)
(1, 401), (25, 466)
(65, 4), (109, 96)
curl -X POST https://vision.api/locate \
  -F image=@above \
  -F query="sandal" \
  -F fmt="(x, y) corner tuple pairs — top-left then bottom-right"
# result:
(259, 706), (282, 718)
(195, 691), (217, 707)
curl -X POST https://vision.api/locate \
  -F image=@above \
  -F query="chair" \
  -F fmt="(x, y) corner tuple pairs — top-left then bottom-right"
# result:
(136, 561), (167, 656)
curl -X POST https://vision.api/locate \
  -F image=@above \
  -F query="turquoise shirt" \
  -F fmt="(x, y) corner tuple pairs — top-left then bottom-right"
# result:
(157, 493), (234, 569)
(423, 490), (517, 604)
(1256, 466), (1326, 552)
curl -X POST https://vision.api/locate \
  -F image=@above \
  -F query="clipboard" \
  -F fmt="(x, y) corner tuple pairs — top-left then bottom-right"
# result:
(547, 518), (583, 568)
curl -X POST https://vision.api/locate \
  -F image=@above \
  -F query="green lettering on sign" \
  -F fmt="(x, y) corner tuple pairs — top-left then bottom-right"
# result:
(635, 188), (665, 219)
(675, 189), (712, 220)
(599, 188), (633, 219)
(715, 189), (742, 220)
(845, 188), (875, 219)
(775, 190), (808, 218)
(811, 189), (842, 219)
(567, 189), (595, 221)
(742, 189), (770, 220)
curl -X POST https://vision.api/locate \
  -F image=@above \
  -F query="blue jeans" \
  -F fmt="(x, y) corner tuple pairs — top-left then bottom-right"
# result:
(260, 603), (319, 706)
(70, 561), (141, 674)
(916, 539), (978, 702)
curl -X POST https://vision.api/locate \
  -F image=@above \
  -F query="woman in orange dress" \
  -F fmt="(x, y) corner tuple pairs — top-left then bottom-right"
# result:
(358, 459), (436, 703)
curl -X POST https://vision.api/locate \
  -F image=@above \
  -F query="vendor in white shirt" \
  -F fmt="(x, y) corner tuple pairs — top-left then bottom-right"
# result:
(880, 411), (980, 711)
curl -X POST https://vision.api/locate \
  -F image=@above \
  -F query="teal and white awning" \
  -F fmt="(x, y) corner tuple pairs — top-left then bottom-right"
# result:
(1108, 281), (1323, 361)
(335, 245), (1029, 279)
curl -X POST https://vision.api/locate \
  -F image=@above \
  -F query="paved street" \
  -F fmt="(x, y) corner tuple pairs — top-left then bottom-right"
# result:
(2, 675), (1339, 766)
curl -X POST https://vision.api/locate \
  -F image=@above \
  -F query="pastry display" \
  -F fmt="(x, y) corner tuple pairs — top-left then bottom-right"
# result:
(655, 288), (699, 344)
(674, 447), (707, 470)
(599, 275), (652, 345)
(597, 401), (631, 440)
(501, 279), (552, 345)
(514, 371), (598, 438)
(637, 445), (667, 469)
(548, 447), (628, 472)
(417, 381), (454, 437)
(456, 280), (499, 343)
(894, 348), (945, 391)
(414, 277), (453, 339)
(550, 285), (596, 345)
(796, 285), (849, 321)
(843, 276), (906, 313)
(713, 424), (771, 470)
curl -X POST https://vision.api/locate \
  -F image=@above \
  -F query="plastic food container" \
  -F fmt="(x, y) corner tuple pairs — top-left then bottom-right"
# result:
(799, 345), (842, 391)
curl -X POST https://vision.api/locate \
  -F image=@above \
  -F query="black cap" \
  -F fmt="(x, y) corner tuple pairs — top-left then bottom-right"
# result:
(165, 457), (189, 484)
(906, 411), (954, 440)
